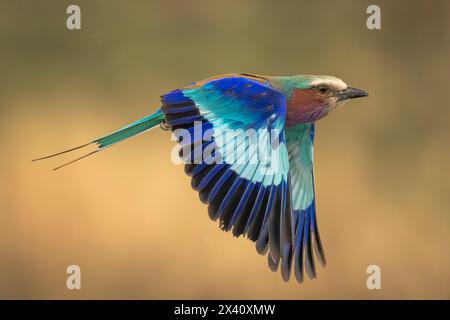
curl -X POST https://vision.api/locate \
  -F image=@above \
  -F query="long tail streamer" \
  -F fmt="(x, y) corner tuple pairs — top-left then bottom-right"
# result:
(33, 110), (164, 170)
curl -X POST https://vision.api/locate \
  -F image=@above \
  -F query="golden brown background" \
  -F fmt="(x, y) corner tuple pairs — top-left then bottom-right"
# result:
(1, 0), (449, 299)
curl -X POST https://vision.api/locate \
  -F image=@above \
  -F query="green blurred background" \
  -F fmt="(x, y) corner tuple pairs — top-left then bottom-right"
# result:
(0, 0), (449, 299)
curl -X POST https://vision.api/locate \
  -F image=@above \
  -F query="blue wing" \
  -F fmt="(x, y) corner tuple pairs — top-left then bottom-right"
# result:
(160, 74), (295, 281)
(286, 123), (326, 283)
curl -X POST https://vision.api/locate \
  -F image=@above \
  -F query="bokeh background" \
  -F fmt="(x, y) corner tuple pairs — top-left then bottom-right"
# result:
(0, 0), (449, 299)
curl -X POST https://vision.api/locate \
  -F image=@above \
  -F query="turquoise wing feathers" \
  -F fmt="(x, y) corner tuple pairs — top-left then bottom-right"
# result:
(286, 123), (326, 282)
(161, 74), (295, 280)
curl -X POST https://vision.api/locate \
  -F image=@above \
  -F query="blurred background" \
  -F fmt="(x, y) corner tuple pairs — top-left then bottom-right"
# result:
(0, 0), (449, 299)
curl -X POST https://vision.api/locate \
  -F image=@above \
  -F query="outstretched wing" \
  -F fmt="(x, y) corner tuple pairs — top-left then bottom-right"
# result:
(286, 123), (326, 283)
(160, 74), (295, 280)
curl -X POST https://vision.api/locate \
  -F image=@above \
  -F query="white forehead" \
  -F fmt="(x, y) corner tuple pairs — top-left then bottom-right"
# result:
(309, 76), (347, 91)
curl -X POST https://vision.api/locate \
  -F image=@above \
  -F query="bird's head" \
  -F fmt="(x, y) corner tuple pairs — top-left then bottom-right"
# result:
(268, 75), (368, 125)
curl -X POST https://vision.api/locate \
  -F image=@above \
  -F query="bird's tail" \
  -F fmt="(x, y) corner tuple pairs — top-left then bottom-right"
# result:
(33, 109), (165, 170)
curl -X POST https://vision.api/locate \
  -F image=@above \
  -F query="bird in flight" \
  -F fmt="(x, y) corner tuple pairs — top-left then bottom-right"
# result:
(34, 73), (368, 283)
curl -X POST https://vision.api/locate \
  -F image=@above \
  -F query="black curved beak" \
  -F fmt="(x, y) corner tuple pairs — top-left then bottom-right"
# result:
(337, 87), (368, 101)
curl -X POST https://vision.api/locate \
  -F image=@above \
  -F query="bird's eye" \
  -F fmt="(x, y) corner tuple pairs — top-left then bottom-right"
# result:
(317, 84), (328, 93)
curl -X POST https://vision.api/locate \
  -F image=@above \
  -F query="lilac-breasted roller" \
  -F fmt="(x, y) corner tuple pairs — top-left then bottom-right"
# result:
(34, 73), (368, 283)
